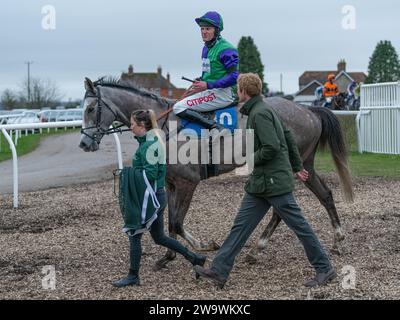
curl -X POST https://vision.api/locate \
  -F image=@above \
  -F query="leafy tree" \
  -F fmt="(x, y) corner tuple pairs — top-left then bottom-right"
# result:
(366, 40), (400, 84)
(1, 89), (19, 110)
(238, 36), (268, 94)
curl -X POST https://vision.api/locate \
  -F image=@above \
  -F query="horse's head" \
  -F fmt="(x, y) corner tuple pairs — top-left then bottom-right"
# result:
(79, 78), (121, 152)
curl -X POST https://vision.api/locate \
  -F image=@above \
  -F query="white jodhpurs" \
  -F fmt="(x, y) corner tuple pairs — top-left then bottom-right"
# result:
(173, 87), (235, 114)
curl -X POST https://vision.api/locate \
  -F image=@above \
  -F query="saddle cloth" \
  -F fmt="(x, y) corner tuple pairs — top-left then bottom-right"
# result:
(180, 105), (238, 137)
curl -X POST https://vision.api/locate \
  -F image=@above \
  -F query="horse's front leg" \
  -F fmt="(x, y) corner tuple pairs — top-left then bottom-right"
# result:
(172, 181), (220, 251)
(154, 179), (219, 271)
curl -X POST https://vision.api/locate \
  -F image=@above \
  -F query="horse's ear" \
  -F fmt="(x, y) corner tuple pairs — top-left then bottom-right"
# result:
(84, 77), (96, 94)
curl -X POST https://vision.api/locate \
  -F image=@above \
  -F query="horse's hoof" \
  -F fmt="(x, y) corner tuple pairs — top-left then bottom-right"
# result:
(195, 272), (200, 280)
(330, 248), (341, 256)
(245, 254), (257, 265)
(197, 241), (220, 252)
(152, 264), (164, 272)
(211, 241), (221, 251)
(335, 234), (345, 242)
(334, 228), (345, 243)
(153, 261), (167, 272)
(216, 282), (225, 290)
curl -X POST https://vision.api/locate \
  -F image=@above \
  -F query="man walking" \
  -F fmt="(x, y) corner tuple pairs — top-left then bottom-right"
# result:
(194, 73), (336, 289)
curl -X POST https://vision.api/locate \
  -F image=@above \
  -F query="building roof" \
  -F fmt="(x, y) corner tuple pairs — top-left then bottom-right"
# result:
(295, 80), (323, 96)
(299, 59), (367, 87)
(299, 70), (367, 86)
(120, 65), (177, 90)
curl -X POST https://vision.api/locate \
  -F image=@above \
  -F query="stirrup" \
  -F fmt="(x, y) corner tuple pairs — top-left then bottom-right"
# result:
(178, 109), (219, 130)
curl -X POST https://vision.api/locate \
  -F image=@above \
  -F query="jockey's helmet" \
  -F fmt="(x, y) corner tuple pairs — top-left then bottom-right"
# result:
(328, 74), (335, 81)
(195, 11), (224, 31)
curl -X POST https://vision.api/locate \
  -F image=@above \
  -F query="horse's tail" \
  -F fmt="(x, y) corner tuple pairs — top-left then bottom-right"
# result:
(309, 107), (354, 202)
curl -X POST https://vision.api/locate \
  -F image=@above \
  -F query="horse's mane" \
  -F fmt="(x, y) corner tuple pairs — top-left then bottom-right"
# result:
(94, 76), (174, 108)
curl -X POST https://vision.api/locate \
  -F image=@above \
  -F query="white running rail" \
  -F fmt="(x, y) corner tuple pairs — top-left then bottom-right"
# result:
(358, 82), (400, 154)
(0, 121), (123, 208)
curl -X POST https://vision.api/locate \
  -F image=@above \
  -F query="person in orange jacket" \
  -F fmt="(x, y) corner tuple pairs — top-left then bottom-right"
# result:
(323, 74), (339, 97)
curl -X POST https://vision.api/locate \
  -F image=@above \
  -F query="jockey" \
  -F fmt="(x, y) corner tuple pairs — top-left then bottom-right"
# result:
(173, 11), (239, 129)
(347, 81), (357, 98)
(314, 85), (324, 100)
(323, 74), (339, 98)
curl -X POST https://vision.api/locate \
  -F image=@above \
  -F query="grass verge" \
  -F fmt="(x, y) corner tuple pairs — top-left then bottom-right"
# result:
(315, 114), (400, 177)
(0, 128), (80, 162)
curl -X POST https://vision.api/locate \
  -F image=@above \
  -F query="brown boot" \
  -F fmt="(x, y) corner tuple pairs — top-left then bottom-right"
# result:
(304, 268), (337, 288)
(193, 265), (226, 289)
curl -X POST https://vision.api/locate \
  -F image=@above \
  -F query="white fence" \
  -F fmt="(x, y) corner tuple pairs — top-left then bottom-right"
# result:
(358, 82), (400, 154)
(0, 121), (123, 208)
(0, 109), (83, 151)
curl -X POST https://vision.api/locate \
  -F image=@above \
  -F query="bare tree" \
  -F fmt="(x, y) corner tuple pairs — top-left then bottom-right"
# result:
(18, 77), (64, 109)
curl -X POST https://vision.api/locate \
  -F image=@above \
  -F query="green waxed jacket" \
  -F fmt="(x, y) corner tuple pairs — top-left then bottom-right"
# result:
(240, 95), (303, 197)
(132, 132), (166, 188)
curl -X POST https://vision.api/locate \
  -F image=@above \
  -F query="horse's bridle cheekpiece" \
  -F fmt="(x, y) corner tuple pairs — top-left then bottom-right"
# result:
(81, 84), (130, 143)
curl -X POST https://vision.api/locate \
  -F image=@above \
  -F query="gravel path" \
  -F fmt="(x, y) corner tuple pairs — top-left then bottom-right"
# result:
(1, 172), (399, 300)
(0, 131), (137, 194)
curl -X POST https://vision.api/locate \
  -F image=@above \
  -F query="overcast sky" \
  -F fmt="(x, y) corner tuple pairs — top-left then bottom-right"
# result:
(0, 0), (399, 101)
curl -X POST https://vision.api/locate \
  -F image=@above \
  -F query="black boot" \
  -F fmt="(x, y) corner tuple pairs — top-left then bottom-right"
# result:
(113, 235), (142, 288)
(187, 251), (206, 267)
(187, 252), (207, 280)
(112, 270), (140, 288)
(191, 253), (206, 280)
(178, 109), (223, 130)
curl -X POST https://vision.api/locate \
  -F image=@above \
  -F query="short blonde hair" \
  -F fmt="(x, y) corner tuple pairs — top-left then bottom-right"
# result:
(237, 73), (262, 97)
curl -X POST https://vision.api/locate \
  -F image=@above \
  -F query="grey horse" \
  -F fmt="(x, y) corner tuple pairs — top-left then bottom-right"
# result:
(79, 77), (353, 269)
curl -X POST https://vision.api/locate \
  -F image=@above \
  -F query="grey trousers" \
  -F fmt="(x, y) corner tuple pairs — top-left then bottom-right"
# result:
(211, 192), (332, 280)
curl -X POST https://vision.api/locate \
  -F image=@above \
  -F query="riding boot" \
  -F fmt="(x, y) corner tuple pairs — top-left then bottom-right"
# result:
(177, 109), (223, 130)
(112, 235), (141, 288)
(112, 271), (140, 288)
(186, 252), (207, 280)
(185, 250), (207, 267)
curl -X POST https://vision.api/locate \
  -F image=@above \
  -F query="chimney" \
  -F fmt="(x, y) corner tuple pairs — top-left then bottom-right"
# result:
(157, 65), (162, 77)
(128, 64), (133, 74)
(337, 59), (346, 72)
(167, 72), (170, 83)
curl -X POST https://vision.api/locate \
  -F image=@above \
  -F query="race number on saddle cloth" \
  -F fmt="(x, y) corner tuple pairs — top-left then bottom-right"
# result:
(173, 11), (239, 130)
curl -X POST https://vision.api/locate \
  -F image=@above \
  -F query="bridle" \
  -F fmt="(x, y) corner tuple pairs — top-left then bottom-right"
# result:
(81, 80), (182, 144)
(81, 85), (130, 143)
